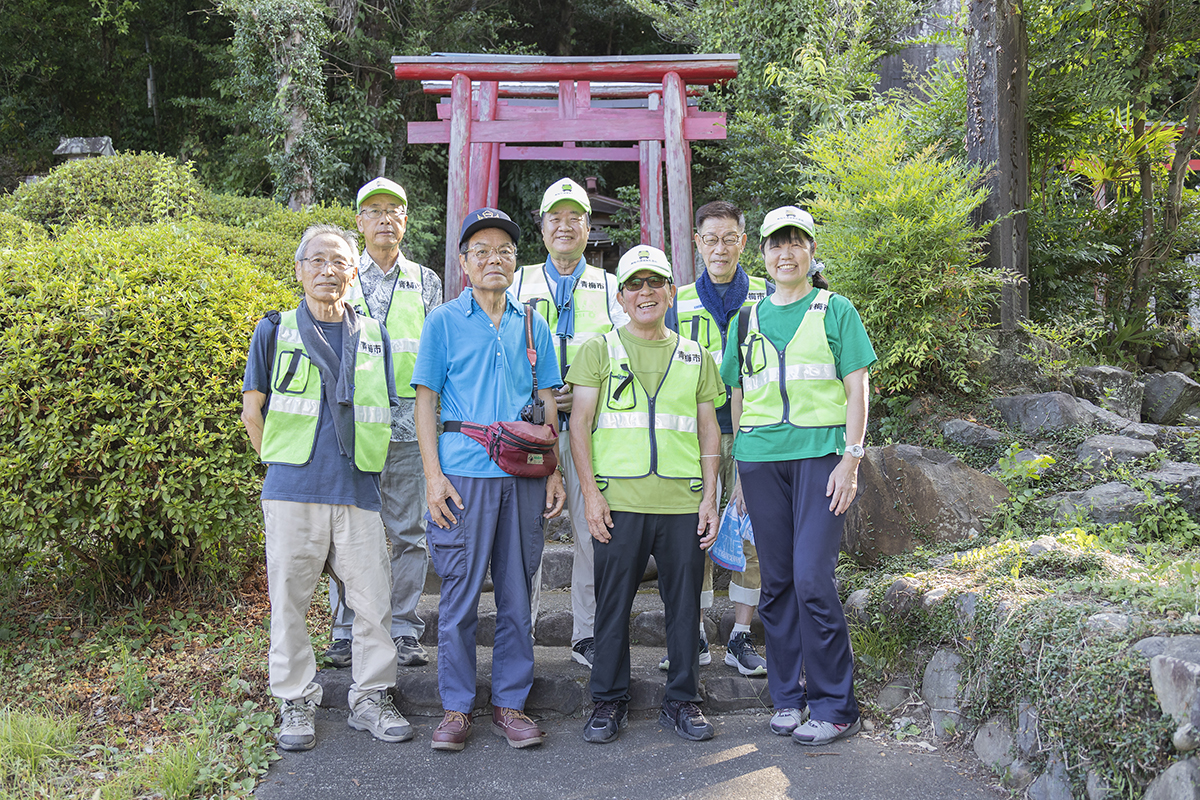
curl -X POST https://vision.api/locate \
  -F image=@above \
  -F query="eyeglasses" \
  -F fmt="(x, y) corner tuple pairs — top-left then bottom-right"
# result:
(359, 207), (406, 220)
(546, 213), (586, 226)
(621, 275), (670, 291)
(698, 233), (743, 247)
(468, 245), (517, 261)
(301, 257), (354, 272)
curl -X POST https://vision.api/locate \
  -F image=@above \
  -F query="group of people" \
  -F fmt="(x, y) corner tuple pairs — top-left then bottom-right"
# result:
(240, 176), (877, 755)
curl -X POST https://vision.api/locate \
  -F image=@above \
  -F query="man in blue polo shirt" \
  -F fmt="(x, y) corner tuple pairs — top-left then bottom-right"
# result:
(412, 208), (566, 752)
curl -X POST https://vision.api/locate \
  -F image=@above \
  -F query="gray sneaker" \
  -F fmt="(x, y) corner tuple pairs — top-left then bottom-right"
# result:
(323, 638), (352, 669)
(769, 707), (808, 736)
(792, 717), (862, 746)
(395, 635), (429, 667)
(277, 698), (317, 751)
(349, 691), (413, 743)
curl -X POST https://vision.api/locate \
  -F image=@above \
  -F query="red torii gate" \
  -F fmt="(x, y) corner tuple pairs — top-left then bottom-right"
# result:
(392, 54), (739, 297)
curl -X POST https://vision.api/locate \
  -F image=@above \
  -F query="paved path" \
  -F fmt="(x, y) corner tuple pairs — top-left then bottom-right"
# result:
(254, 708), (1004, 800)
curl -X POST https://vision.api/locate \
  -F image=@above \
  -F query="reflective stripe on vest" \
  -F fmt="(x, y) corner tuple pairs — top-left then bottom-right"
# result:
(591, 330), (703, 488)
(739, 289), (847, 431)
(516, 262), (614, 372)
(344, 256), (425, 399)
(260, 309), (392, 472)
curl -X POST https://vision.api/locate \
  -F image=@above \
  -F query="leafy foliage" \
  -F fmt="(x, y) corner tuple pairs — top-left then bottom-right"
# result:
(0, 212), (46, 248)
(0, 225), (296, 593)
(804, 106), (1003, 394)
(7, 154), (203, 230)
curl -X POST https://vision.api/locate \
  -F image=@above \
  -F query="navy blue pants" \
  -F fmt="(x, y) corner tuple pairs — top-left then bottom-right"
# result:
(738, 455), (859, 723)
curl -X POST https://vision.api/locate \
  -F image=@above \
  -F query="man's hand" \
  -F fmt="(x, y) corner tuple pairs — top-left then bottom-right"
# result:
(697, 495), (719, 550)
(826, 456), (861, 516)
(583, 489), (614, 543)
(554, 384), (574, 415)
(544, 471), (566, 518)
(427, 472), (464, 529)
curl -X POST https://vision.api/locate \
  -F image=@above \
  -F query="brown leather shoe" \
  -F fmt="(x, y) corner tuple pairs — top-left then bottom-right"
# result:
(491, 706), (545, 749)
(430, 710), (471, 751)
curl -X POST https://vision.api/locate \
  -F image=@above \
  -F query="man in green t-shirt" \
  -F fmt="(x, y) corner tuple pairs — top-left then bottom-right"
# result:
(568, 245), (725, 745)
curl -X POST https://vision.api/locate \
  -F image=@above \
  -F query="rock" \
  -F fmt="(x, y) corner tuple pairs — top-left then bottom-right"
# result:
(1017, 699), (1039, 756)
(955, 592), (980, 624)
(973, 717), (1015, 768)
(630, 609), (666, 647)
(883, 577), (923, 615)
(1122, 422), (1162, 440)
(993, 449), (1052, 477)
(1004, 759), (1037, 791)
(1087, 613), (1132, 635)
(1184, 363), (1197, 377)
(539, 545), (574, 590)
(1027, 535), (1062, 556)
(993, 392), (1091, 434)
(1143, 372), (1200, 425)
(1157, 426), (1200, 449)
(921, 649), (965, 736)
(475, 612), (497, 646)
(974, 329), (1071, 392)
(526, 675), (585, 715)
(533, 611), (573, 647)
(1028, 753), (1072, 800)
(1163, 636), (1200, 664)
(1142, 758), (1200, 800)
(1136, 637), (1170, 660)
(628, 678), (665, 711)
(701, 674), (771, 712)
(716, 609), (762, 646)
(1052, 482), (1154, 526)
(922, 587), (949, 611)
(1151, 654), (1200, 726)
(1182, 404), (1200, 426)
(1175, 723), (1200, 752)
(543, 512), (572, 542)
(842, 445), (1009, 564)
(876, 680), (915, 713)
(1086, 770), (1111, 800)
(1077, 398), (1138, 433)
(1075, 434), (1158, 466)
(1073, 365), (1144, 420)
(843, 589), (870, 623)
(943, 419), (1005, 448)
(1144, 462), (1200, 518)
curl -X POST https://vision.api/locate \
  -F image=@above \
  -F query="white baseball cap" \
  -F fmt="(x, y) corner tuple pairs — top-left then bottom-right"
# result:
(760, 206), (816, 240)
(539, 178), (592, 214)
(616, 245), (673, 285)
(357, 177), (407, 211)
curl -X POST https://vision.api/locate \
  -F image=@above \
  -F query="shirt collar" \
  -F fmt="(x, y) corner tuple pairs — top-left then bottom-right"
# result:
(459, 289), (524, 317)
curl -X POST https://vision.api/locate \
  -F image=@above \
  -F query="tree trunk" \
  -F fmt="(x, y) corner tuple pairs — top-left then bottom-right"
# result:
(280, 25), (315, 211)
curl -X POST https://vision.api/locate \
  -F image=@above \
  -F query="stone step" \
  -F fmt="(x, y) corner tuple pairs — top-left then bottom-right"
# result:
(313, 644), (772, 717)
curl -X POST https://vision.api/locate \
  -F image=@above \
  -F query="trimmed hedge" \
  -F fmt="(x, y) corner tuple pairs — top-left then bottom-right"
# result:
(200, 191), (356, 240)
(0, 212), (46, 247)
(0, 224), (296, 591)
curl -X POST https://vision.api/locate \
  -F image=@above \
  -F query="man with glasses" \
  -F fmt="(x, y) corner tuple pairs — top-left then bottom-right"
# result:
(241, 225), (410, 751)
(568, 246), (724, 744)
(413, 208), (566, 751)
(665, 201), (774, 678)
(511, 177), (628, 669)
(322, 178), (443, 672)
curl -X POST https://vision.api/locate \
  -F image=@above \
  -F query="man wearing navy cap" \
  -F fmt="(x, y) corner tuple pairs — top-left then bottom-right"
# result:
(323, 177), (443, 672)
(412, 208), (566, 751)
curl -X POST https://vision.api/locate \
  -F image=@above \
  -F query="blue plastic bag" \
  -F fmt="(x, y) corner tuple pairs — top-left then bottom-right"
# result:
(709, 503), (754, 571)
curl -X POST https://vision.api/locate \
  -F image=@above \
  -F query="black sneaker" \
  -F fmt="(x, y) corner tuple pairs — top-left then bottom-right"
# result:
(659, 636), (711, 670)
(323, 638), (352, 669)
(583, 700), (627, 744)
(659, 699), (714, 741)
(724, 631), (767, 676)
(395, 635), (428, 667)
(571, 637), (595, 668)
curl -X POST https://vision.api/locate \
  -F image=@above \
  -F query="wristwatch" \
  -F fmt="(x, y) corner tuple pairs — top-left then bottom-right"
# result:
(846, 444), (865, 459)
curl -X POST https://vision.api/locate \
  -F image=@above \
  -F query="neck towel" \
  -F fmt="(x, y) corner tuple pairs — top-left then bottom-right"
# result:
(695, 265), (750, 326)
(295, 300), (364, 461)
(544, 256), (588, 340)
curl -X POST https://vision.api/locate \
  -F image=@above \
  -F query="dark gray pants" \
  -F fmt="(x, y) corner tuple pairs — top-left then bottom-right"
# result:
(591, 511), (705, 704)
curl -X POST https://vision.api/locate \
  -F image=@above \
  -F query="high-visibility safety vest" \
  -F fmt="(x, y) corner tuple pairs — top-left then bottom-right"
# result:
(591, 330), (704, 490)
(739, 289), (847, 431)
(514, 261), (616, 373)
(260, 309), (392, 473)
(675, 275), (770, 359)
(344, 256), (425, 399)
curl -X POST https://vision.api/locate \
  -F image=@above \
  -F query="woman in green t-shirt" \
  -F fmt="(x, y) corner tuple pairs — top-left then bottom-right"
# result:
(721, 206), (877, 747)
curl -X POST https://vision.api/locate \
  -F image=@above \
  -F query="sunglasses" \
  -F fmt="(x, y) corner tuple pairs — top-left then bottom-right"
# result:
(621, 275), (670, 291)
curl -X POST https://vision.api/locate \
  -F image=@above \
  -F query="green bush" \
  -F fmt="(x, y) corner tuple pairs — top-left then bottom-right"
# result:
(804, 106), (1004, 395)
(173, 219), (300, 285)
(7, 153), (203, 230)
(0, 224), (296, 593)
(199, 191), (355, 240)
(0, 212), (46, 248)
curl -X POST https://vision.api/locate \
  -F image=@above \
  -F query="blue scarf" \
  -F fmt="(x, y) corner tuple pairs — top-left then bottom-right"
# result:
(695, 265), (750, 325)
(545, 256), (587, 340)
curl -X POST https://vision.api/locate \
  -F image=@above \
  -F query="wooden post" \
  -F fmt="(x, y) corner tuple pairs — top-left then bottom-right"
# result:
(445, 73), (472, 298)
(638, 93), (666, 250)
(967, 0), (1029, 329)
(469, 81), (498, 212)
(663, 72), (694, 285)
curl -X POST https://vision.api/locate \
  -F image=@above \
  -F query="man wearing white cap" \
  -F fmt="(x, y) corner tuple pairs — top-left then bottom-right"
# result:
(510, 177), (629, 669)
(567, 245), (724, 744)
(323, 177), (443, 671)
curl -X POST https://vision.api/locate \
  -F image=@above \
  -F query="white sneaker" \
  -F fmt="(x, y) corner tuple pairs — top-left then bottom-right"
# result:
(769, 707), (807, 736)
(792, 717), (862, 746)
(277, 698), (317, 751)
(349, 691), (413, 743)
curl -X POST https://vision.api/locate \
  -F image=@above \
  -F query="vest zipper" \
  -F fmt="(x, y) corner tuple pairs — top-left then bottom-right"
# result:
(777, 346), (791, 423)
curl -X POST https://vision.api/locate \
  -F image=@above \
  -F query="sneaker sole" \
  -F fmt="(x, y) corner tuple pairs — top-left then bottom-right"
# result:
(397, 654), (428, 667)
(348, 717), (414, 743)
(658, 710), (715, 742)
(792, 718), (862, 746)
(491, 724), (545, 748)
(325, 657), (352, 669)
(276, 736), (316, 752)
(582, 714), (627, 744)
(430, 738), (467, 751)
(724, 652), (767, 676)
(571, 651), (594, 668)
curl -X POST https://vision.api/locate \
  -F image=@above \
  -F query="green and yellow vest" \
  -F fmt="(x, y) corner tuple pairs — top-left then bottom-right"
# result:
(514, 261), (616, 373)
(260, 309), (391, 473)
(739, 289), (847, 431)
(675, 275), (770, 358)
(591, 330), (704, 490)
(344, 256), (425, 399)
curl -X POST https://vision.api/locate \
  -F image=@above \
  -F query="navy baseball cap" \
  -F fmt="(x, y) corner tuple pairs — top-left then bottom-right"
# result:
(459, 208), (521, 248)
